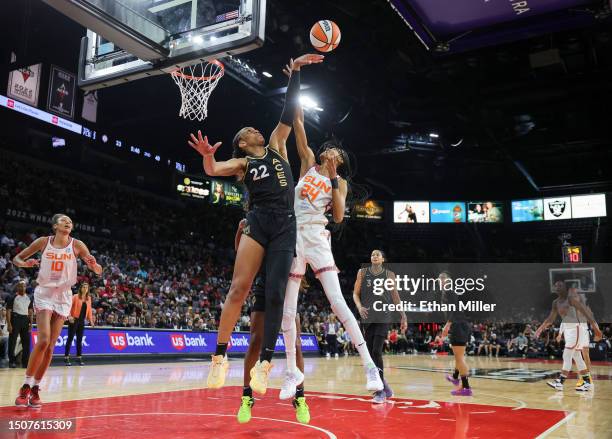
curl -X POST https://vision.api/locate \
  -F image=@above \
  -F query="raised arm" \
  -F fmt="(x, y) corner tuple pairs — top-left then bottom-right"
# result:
(325, 156), (348, 223)
(293, 104), (316, 178)
(188, 130), (246, 177)
(74, 240), (103, 275)
(13, 237), (47, 268)
(269, 54), (324, 161)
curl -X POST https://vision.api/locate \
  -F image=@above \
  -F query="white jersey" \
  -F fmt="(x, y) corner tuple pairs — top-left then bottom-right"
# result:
(294, 165), (333, 226)
(37, 236), (78, 290)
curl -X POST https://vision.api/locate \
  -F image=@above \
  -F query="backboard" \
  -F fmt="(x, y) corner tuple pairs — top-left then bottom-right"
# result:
(549, 267), (596, 293)
(42, 0), (266, 90)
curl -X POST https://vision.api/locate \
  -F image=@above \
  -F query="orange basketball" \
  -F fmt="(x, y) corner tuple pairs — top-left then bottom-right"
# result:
(310, 20), (341, 53)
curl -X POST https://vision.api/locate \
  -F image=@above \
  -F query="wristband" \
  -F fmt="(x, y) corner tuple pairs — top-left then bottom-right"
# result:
(331, 177), (339, 189)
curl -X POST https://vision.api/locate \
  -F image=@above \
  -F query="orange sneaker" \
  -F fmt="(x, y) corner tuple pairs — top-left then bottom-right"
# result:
(15, 384), (31, 408)
(29, 385), (42, 408)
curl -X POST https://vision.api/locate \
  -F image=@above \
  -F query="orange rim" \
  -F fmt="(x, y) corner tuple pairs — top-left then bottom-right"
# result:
(171, 59), (224, 81)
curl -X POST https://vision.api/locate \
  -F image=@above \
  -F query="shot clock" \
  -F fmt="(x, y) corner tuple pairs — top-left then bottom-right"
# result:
(562, 245), (582, 264)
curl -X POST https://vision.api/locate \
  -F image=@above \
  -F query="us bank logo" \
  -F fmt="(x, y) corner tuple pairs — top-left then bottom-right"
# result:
(109, 332), (155, 351)
(32, 331), (89, 347)
(170, 334), (208, 350)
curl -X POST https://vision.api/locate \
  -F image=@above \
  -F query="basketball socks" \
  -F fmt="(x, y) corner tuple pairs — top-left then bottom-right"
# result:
(582, 374), (592, 384)
(215, 343), (228, 357)
(34, 378), (41, 386)
(461, 376), (470, 389)
(453, 369), (459, 380)
(260, 348), (274, 363)
(558, 374), (567, 384)
(296, 386), (304, 398)
(242, 386), (253, 398)
(24, 376), (34, 387)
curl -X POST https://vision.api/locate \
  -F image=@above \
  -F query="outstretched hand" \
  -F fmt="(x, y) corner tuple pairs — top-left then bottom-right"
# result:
(188, 130), (222, 157)
(284, 54), (325, 74)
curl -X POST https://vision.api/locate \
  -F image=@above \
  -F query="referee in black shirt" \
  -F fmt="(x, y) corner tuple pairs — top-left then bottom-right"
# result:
(7, 281), (33, 368)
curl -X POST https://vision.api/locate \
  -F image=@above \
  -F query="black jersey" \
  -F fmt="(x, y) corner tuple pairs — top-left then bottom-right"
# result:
(243, 147), (294, 210)
(360, 266), (393, 323)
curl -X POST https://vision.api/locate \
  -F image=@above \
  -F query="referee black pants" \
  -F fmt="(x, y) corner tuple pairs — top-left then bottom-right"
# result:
(8, 314), (30, 367)
(65, 319), (85, 357)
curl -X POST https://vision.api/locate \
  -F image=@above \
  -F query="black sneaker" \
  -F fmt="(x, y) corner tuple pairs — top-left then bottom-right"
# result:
(78, 357), (85, 366)
(64, 357), (72, 366)
(9, 362), (17, 368)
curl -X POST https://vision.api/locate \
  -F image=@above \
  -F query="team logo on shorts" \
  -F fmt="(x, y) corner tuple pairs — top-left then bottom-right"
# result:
(242, 224), (251, 236)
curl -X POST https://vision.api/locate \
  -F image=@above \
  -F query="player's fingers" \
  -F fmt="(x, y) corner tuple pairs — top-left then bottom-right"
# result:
(198, 130), (204, 142)
(190, 133), (199, 143)
(188, 141), (196, 150)
(213, 142), (222, 150)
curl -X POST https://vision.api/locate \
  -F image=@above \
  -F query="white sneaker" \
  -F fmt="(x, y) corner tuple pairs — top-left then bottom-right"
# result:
(206, 355), (229, 389)
(326, 353), (330, 358)
(547, 379), (564, 391)
(279, 369), (305, 400)
(334, 353), (339, 359)
(365, 365), (384, 392)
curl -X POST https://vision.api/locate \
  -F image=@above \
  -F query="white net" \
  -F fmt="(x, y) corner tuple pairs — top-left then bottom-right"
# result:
(171, 60), (224, 121)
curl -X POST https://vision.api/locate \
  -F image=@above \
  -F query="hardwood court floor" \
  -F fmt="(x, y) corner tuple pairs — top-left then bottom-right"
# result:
(1, 354), (610, 438)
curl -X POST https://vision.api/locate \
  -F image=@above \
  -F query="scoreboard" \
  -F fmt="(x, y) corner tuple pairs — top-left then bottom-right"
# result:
(562, 245), (582, 264)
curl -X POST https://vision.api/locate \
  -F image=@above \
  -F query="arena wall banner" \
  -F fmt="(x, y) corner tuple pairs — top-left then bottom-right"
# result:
(6, 63), (42, 107)
(47, 65), (77, 119)
(5, 208), (98, 233)
(30, 328), (319, 356)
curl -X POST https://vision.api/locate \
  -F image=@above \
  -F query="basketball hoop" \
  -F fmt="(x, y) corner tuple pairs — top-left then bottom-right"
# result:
(171, 60), (224, 121)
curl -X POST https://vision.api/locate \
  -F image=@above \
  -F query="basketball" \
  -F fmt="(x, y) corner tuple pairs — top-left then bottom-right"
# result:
(310, 20), (341, 52)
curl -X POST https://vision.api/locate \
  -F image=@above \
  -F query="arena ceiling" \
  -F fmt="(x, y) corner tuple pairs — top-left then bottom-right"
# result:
(2, 0), (612, 199)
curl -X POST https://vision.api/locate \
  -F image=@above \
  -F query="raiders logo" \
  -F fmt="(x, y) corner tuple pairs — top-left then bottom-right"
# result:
(548, 200), (566, 217)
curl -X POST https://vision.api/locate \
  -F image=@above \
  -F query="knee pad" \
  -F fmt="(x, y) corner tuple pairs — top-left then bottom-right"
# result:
(562, 348), (574, 371)
(573, 350), (587, 371)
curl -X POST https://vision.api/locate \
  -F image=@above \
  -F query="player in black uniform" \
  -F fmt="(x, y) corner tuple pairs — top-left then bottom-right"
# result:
(188, 53), (323, 393)
(439, 271), (473, 396)
(353, 250), (407, 404)
(234, 220), (310, 424)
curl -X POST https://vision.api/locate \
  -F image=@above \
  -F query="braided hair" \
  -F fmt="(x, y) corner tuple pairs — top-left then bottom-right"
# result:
(317, 138), (370, 236)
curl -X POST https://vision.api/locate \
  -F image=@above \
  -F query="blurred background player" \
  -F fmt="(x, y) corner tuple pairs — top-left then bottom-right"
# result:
(353, 249), (407, 403)
(440, 271), (473, 396)
(278, 62), (383, 399)
(190, 53), (324, 393)
(12, 214), (102, 408)
(535, 281), (602, 391)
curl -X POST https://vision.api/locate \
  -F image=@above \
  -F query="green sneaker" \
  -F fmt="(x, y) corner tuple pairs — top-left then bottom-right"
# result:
(293, 397), (310, 424)
(237, 396), (254, 424)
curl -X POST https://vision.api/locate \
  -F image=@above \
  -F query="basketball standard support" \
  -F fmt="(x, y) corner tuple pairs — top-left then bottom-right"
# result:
(42, 0), (169, 60)
(42, 0), (266, 90)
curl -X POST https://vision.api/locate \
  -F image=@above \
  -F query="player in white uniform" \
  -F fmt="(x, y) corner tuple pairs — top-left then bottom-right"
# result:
(275, 68), (383, 399)
(534, 281), (601, 392)
(12, 214), (102, 408)
(557, 293), (596, 390)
